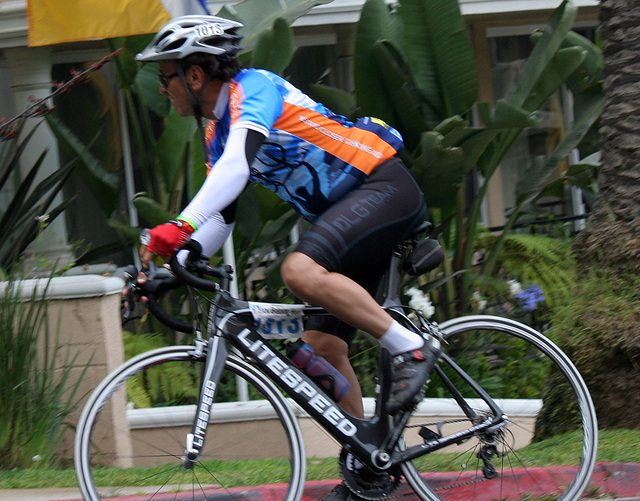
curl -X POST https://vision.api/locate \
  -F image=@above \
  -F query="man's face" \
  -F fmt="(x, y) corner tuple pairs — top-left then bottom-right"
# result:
(158, 60), (193, 116)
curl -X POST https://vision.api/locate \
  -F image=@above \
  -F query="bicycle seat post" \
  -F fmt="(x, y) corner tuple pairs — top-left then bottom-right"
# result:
(380, 247), (405, 310)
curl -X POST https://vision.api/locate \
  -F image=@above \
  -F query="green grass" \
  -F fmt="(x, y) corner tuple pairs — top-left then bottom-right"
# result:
(0, 429), (639, 490)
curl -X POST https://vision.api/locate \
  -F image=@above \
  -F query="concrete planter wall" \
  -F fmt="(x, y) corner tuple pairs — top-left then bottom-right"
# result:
(5, 274), (125, 459)
(126, 397), (542, 462)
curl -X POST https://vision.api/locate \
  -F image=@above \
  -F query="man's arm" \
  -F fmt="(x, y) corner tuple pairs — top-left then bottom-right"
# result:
(141, 127), (266, 265)
(179, 127), (265, 229)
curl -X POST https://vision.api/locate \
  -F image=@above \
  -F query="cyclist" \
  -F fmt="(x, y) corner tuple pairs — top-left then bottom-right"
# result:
(136, 15), (440, 500)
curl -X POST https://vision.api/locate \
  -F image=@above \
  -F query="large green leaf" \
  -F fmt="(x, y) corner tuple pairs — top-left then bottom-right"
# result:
(398, 0), (477, 118)
(502, 0), (577, 110)
(373, 40), (431, 147)
(531, 30), (602, 95)
(354, 0), (399, 122)
(534, 158), (599, 202)
(109, 39), (140, 89)
(234, 186), (264, 240)
(217, 0), (333, 54)
(308, 84), (355, 119)
(442, 125), (507, 174)
(153, 110), (196, 198)
(45, 113), (119, 216)
(478, 101), (542, 130)
(235, 185), (293, 240)
(475, 99), (545, 180)
(412, 131), (466, 208)
(523, 47), (587, 112)
(132, 193), (174, 227)
(137, 63), (171, 118)
(107, 218), (143, 243)
(515, 84), (603, 204)
(250, 18), (295, 75)
(188, 129), (207, 200)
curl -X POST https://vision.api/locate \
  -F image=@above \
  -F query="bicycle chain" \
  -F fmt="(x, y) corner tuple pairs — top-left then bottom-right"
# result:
(391, 474), (488, 500)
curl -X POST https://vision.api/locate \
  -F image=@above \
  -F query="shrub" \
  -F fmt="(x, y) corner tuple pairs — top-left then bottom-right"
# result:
(547, 268), (640, 430)
(0, 278), (85, 468)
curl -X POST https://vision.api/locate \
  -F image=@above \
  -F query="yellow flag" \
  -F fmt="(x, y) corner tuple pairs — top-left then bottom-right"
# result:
(27, 0), (173, 47)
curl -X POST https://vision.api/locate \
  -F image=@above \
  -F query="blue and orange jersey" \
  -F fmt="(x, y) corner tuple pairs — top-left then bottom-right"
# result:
(205, 68), (403, 221)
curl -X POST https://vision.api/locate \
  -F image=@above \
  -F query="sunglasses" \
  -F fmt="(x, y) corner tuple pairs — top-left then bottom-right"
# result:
(158, 71), (179, 88)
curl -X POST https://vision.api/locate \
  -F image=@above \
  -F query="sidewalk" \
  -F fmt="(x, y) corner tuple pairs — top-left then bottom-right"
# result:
(1, 463), (639, 501)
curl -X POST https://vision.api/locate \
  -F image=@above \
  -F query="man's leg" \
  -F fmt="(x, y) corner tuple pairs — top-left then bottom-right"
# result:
(282, 253), (396, 340)
(282, 253), (440, 414)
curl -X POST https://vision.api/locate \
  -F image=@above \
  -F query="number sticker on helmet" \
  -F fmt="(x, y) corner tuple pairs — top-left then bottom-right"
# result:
(196, 24), (224, 38)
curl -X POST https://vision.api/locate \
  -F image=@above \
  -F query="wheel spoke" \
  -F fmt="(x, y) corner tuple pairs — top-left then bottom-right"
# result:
(75, 347), (306, 501)
(401, 316), (597, 501)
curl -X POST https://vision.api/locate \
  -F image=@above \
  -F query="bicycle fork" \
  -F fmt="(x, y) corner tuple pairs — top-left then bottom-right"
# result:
(183, 335), (229, 469)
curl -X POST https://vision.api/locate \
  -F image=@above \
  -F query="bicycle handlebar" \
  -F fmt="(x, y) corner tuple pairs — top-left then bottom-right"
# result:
(128, 262), (195, 333)
(146, 295), (194, 333)
(125, 239), (235, 333)
(169, 239), (233, 292)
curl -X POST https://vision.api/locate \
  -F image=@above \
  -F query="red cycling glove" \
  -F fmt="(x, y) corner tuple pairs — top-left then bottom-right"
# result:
(146, 219), (195, 257)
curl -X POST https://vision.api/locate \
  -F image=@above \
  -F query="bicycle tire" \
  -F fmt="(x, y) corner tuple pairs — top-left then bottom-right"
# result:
(75, 345), (306, 501)
(401, 315), (598, 501)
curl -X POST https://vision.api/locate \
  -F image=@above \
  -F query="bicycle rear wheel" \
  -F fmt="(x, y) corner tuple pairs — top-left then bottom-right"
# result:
(75, 345), (306, 501)
(402, 315), (597, 501)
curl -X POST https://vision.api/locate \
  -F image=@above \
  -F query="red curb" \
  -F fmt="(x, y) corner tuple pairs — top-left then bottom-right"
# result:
(591, 462), (640, 498)
(54, 463), (640, 501)
(199, 463), (640, 500)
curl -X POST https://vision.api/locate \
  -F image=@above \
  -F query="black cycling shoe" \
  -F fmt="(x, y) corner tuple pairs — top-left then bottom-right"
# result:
(323, 482), (365, 501)
(387, 336), (441, 414)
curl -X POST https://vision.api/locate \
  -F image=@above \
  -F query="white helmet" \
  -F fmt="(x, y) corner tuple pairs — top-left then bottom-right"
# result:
(136, 15), (243, 62)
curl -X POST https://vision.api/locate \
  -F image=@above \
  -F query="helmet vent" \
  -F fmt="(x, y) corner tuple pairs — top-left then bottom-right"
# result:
(165, 39), (187, 52)
(202, 36), (226, 48)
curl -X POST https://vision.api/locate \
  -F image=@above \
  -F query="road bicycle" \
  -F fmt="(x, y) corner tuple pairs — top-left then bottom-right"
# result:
(74, 222), (598, 501)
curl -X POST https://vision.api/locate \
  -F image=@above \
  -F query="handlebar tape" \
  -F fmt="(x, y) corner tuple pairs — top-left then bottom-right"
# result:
(170, 240), (228, 292)
(146, 295), (194, 334)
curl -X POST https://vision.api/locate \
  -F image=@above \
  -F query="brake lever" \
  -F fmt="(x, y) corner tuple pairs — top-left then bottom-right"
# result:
(122, 264), (139, 321)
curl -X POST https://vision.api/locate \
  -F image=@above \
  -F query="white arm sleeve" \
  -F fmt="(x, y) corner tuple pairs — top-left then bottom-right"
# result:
(176, 213), (234, 265)
(179, 127), (254, 228)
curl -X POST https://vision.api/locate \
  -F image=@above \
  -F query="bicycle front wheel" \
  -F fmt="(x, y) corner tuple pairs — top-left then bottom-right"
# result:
(75, 345), (306, 501)
(402, 315), (598, 501)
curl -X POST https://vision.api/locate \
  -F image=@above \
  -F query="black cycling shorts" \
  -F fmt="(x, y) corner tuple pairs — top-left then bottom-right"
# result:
(295, 157), (426, 345)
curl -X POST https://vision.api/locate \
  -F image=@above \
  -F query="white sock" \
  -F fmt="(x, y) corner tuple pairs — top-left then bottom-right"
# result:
(379, 320), (424, 356)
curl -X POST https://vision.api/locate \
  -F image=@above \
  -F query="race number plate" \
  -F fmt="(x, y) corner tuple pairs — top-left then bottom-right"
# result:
(248, 302), (305, 339)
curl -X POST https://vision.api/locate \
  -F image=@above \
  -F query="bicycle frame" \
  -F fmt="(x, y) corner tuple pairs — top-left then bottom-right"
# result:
(180, 245), (509, 473)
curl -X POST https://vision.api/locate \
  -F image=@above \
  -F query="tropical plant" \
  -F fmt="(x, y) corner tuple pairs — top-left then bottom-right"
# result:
(474, 231), (577, 311)
(0, 123), (76, 273)
(0, 49), (129, 271)
(0, 277), (87, 468)
(122, 330), (200, 408)
(312, 0), (603, 318)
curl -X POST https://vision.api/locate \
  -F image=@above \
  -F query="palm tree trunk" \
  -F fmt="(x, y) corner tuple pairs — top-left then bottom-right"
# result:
(573, 0), (640, 269)
(563, 0), (640, 430)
